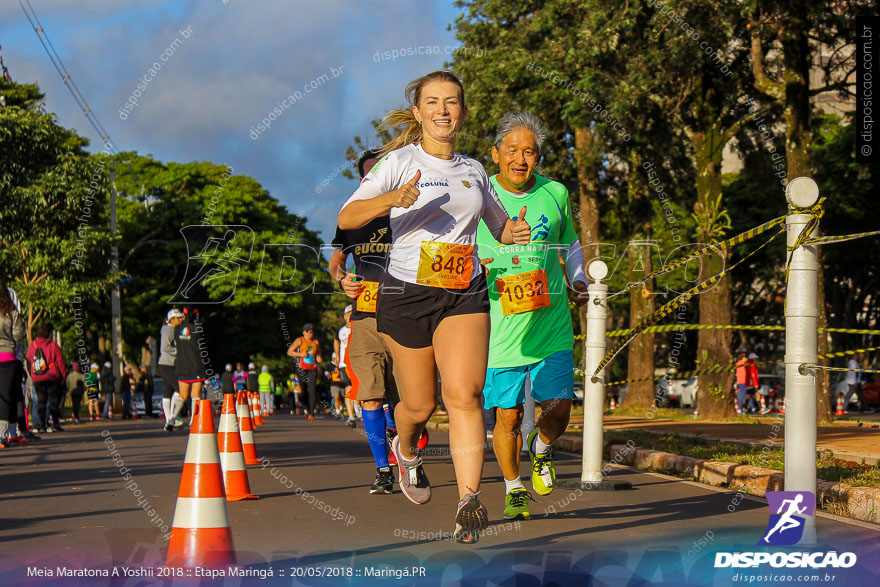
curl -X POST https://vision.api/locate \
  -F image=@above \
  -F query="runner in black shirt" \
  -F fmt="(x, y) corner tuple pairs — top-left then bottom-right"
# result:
(165, 309), (206, 432)
(331, 150), (401, 495)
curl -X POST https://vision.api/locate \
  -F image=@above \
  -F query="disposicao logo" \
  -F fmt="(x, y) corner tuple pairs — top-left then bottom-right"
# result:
(760, 491), (814, 546)
(713, 491), (857, 570)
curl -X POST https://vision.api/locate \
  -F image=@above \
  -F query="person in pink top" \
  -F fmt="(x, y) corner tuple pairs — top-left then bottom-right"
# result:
(26, 324), (68, 433)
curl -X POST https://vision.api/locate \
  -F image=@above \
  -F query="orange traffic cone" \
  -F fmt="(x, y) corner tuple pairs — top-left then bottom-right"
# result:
(759, 395), (767, 413)
(237, 391), (260, 465)
(217, 393), (258, 501)
(734, 397), (741, 415)
(250, 392), (264, 426)
(609, 397), (616, 411)
(778, 398), (786, 414)
(166, 399), (235, 568)
(835, 394), (846, 416)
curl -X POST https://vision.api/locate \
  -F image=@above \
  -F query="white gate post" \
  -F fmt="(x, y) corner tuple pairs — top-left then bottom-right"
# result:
(784, 177), (820, 546)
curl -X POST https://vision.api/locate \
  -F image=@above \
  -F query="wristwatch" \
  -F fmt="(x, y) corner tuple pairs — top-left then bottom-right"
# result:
(337, 276), (345, 290)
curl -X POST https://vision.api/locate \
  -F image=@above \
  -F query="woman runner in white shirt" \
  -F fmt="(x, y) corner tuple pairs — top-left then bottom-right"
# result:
(338, 70), (530, 543)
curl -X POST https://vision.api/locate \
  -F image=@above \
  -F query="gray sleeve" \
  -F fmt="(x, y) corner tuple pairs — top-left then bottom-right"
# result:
(161, 325), (177, 360)
(11, 311), (24, 342)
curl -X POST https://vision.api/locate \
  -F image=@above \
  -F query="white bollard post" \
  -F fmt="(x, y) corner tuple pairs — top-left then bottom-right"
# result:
(784, 177), (820, 546)
(521, 377), (535, 457)
(559, 260), (631, 490)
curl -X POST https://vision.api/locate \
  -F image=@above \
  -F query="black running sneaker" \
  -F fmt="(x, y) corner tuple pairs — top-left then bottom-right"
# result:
(454, 488), (489, 544)
(370, 466), (394, 494)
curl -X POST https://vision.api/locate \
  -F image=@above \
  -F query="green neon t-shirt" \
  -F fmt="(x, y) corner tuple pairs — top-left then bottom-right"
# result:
(477, 174), (579, 368)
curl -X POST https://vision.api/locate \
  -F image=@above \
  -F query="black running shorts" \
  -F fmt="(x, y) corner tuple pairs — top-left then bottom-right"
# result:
(376, 271), (489, 349)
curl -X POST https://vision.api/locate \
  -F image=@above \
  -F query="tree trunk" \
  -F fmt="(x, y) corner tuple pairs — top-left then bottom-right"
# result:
(574, 126), (600, 264)
(574, 125), (602, 349)
(625, 241), (656, 408)
(693, 134), (735, 418)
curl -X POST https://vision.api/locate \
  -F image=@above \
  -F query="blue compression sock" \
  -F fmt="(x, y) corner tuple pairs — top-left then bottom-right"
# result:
(383, 403), (396, 430)
(363, 408), (389, 467)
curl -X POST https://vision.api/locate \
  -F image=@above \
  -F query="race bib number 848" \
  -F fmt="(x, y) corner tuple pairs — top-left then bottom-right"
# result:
(416, 241), (474, 290)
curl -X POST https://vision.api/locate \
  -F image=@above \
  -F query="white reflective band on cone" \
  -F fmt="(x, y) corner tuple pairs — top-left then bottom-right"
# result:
(240, 430), (254, 443)
(184, 433), (220, 464)
(219, 451), (245, 472)
(219, 414), (239, 430)
(171, 497), (231, 528)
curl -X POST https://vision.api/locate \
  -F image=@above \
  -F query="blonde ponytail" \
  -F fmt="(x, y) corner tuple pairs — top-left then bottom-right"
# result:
(377, 109), (422, 157)
(376, 69), (465, 158)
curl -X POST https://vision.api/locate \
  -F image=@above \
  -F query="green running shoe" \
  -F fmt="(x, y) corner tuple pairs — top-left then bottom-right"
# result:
(527, 429), (556, 495)
(503, 488), (535, 520)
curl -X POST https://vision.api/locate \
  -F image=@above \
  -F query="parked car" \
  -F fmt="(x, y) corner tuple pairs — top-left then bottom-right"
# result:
(756, 374), (784, 397)
(864, 379), (880, 406)
(573, 381), (584, 403)
(132, 391), (163, 417)
(603, 383), (627, 407)
(832, 373), (880, 408)
(654, 377), (699, 408)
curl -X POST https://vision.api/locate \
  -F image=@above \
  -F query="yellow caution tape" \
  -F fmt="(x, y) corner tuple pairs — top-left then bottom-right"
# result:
(609, 215), (786, 300)
(784, 198), (825, 285)
(590, 227), (785, 380)
(800, 364), (880, 375)
(817, 346), (880, 360)
(573, 325), (880, 340)
(574, 361), (776, 385)
(805, 230), (880, 247)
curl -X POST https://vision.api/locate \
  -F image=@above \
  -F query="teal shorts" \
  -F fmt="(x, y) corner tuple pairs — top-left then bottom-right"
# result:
(482, 350), (575, 409)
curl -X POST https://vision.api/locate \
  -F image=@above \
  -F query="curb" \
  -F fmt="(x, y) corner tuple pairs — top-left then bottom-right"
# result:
(606, 443), (880, 525)
(602, 425), (880, 467)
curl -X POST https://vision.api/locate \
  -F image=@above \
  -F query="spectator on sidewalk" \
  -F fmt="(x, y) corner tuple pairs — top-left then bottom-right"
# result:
(735, 352), (758, 414)
(100, 362), (116, 419)
(119, 366), (137, 420)
(747, 353), (767, 414)
(85, 363), (100, 421)
(0, 282), (25, 446)
(26, 325), (68, 433)
(137, 365), (155, 418)
(844, 352), (867, 413)
(65, 362), (86, 424)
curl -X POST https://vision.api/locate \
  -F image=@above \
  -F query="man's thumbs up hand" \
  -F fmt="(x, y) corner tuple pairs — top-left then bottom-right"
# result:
(512, 206), (531, 244)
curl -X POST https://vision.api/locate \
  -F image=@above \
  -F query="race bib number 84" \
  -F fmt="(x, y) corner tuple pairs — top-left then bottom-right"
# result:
(416, 242), (474, 290)
(356, 281), (379, 313)
(496, 269), (550, 316)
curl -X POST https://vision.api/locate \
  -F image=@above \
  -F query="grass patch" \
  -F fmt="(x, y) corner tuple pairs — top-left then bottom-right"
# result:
(605, 406), (772, 423)
(601, 429), (880, 489)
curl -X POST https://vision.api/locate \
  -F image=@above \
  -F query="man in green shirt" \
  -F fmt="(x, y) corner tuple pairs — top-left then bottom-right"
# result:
(477, 111), (590, 521)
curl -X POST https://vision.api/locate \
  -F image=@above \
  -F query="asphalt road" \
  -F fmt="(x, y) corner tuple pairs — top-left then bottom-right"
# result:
(1, 413), (878, 586)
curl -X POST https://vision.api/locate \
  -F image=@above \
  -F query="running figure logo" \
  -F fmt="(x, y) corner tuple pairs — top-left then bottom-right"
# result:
(531, 214), (550, 241)
(170, 225), (255, 304)
(759, 491), (815, 546)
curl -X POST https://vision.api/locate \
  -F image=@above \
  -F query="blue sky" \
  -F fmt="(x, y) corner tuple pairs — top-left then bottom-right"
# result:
(1, 0), (464, 240)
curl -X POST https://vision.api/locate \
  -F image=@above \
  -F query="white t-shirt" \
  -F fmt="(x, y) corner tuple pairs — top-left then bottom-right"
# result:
(338, 325), (351, 368)
(342, 143), (510, 284)
(846, 358), (862, 385)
